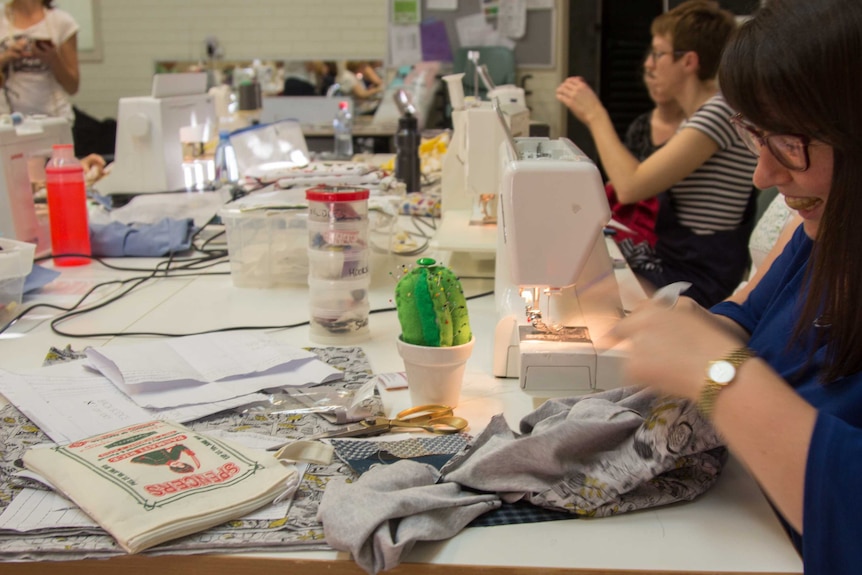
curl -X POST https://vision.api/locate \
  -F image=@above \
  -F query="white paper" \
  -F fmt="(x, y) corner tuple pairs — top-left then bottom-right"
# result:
(499, 0), (527, 39)
(86, 331), (316, 386)
(389, 24), (423, 67)
(112, 357), (343, 410)
(0, 364), (153, 444)
(428, 0), (457, 9)
(0, 360), (324, 442)
(455, 13), (516, 48)
(0, 488), (98, 532)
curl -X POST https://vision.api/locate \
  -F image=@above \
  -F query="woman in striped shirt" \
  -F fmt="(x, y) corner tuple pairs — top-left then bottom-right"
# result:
(557, 0), (758, 307)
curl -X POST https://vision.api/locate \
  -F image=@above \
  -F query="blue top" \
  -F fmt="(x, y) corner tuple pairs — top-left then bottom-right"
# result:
(712, 225), (862, 574)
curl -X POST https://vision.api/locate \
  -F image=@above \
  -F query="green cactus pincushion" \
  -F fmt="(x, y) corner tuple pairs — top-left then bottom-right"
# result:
(395, 258), (472, 347)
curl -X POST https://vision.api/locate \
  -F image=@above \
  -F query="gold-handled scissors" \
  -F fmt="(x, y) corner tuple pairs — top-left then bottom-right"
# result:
(266, 404), (467, 450)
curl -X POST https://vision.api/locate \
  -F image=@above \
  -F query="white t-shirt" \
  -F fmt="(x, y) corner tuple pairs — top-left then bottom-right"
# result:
(0, 8), (78, 120)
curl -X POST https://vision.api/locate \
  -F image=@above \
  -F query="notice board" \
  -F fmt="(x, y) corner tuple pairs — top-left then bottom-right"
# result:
(420, 1), (556, 68)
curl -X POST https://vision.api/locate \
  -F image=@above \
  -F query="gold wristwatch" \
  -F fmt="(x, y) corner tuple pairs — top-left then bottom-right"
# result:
(697, 347), (755, 418)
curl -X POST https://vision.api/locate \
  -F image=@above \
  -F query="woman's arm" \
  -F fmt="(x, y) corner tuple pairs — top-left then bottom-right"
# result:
(615, 304), (815, 532)
(32, 32), (79, 95)
(556, 77), (718, 204)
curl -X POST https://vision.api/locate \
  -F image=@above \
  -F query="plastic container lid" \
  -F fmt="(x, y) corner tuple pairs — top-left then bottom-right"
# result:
(305, 184), (369, 202)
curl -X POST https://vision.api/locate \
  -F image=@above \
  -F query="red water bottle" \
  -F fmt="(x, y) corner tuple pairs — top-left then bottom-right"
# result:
(46, 144), (91, 266)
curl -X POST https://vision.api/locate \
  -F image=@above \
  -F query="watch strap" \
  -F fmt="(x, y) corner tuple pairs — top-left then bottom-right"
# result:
(697, 347), (754, 418)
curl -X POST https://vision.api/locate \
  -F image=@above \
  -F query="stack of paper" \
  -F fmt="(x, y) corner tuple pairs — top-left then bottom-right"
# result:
(0, 331), (344, 444)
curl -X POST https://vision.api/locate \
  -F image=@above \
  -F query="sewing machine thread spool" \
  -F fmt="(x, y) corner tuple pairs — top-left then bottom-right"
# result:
(306, 185), (371, 344)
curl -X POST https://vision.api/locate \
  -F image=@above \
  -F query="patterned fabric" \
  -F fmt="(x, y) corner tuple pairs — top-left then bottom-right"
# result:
(441, 386), (727, 517)
(329, 434), (573, 528)
(0, 346), (377, 560)
(399, 191), (441, 218)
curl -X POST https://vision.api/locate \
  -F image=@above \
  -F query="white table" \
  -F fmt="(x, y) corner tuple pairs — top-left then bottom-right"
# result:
(0, 249), (803, 575)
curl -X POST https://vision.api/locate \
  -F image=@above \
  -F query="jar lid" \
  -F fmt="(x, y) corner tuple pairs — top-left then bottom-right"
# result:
(305, 184), (370, 202)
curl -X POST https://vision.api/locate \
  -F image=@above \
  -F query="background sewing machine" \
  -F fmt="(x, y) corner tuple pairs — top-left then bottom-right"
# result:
(0, 116), (73, 255)
(94, 73), (217, 199)
(432, 69), (529, 277)
(493, 136), (640, 398)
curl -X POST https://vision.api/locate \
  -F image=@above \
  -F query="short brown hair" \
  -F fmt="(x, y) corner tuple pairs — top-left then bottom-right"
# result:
(651, 0), (737, 81)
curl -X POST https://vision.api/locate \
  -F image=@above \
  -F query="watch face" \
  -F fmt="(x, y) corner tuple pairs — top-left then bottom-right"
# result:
(708, 360), (736, 385)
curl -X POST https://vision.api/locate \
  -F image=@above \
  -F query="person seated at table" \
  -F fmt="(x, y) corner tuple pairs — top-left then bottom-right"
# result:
(608, 50), (685, 247)
(315, 60), (338, 96)
(338, 60), (383, 100)
(556, 0), (758, 307)
(616, 0), (862, 572)
(280, 60), (317, 96)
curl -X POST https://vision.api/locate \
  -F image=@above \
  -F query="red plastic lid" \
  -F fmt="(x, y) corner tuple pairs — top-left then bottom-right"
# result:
(305, 184), (370, 202)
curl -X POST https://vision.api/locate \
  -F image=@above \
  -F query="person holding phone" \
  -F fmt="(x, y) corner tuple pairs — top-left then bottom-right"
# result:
(0, 0), (79, 121)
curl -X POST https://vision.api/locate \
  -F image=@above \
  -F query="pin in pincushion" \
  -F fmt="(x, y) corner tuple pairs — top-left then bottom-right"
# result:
(395, 257), (472, 347)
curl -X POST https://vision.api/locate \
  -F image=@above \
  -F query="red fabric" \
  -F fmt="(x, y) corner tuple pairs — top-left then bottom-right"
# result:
(605, 183), (659, 247)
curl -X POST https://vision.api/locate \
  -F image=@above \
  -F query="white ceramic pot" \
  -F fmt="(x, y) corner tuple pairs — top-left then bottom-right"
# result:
(396, 336), (475, 407)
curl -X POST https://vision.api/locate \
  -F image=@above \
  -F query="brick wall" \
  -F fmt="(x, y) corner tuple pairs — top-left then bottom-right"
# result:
(72, 0), (568, 137)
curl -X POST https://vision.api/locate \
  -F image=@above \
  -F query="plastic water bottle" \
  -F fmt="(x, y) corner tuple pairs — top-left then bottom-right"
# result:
(45, 144), (91, 266)
(214, 130), (239, 185)
(395, 114), (421, 193)
(333, 100), (354, 159)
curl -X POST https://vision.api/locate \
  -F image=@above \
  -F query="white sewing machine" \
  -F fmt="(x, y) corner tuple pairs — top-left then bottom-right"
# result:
(493, 136), (639, 397)
(94, 73), (217, 197)
(0, 116), (73, 254)
(433, 73), (529, 276)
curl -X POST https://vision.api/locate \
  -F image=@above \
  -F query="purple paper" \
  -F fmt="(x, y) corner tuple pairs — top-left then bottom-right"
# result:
(421, 19), (453, 63)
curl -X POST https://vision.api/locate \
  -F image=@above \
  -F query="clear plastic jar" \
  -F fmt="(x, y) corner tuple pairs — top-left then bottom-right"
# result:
(306, 185), (371, 343)
(308, 277), (370, 343)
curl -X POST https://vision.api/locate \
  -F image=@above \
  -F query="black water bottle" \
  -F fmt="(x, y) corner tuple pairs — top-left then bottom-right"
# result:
(395, 114), (421, 193)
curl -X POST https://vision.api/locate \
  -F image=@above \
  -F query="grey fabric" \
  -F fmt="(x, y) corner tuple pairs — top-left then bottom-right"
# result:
(90, 218), (195, 257)
(441, 386), (726, 515)
(317, 459), (500, 575)
(319, 387), (726, 574)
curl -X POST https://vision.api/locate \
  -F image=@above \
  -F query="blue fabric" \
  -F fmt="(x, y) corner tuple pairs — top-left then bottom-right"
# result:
(712, 224), (862, 574)
(23, 264), (60, 293)
(89, 218), (195, 257)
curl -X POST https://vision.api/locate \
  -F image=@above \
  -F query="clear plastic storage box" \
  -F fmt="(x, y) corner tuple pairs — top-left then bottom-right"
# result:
(219, 189), (309, 288)
(0, 238), (35, 326)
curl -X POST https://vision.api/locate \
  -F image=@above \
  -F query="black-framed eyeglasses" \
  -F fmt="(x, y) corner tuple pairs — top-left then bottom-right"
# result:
(646, 49), (688, 63)
(730, 114), (812, 172)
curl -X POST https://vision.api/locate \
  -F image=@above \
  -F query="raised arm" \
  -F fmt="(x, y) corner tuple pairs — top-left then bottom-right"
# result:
(556, 76), (718, 204)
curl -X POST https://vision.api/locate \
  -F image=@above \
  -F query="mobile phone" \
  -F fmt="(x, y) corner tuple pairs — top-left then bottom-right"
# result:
(34, 39), (54, 50)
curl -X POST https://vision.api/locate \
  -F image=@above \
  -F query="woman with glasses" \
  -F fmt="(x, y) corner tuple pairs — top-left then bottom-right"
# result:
(617, 0), (862, 572)
(557, 0), (757, 307)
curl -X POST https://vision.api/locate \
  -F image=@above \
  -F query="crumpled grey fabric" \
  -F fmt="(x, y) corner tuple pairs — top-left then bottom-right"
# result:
(441, 386), (727, 516)
(318, 387), (726, 574)
(317, 459), (501, 575)
(89, 217), (195, 257)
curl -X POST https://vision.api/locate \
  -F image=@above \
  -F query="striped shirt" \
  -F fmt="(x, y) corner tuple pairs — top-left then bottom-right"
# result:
(670, 94), (758, 233)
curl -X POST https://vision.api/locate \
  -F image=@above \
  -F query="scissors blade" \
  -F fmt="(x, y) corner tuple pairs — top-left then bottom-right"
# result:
(265, 422), (388, 451)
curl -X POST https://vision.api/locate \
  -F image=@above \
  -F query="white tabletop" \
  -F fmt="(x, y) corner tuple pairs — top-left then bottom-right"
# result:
(0, 248), (803, 574)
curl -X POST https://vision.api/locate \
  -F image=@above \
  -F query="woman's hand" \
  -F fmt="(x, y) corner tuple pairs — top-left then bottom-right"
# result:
(80, 154), (107, 184)
(555, 76), (606, 127)
(30, 39), (57, 64)
(0, 38), (26, 68)
(613, 299), (747, 401)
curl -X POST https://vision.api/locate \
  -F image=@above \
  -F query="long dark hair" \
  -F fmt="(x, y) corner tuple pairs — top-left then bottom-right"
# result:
(720, 0), (862, 382)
